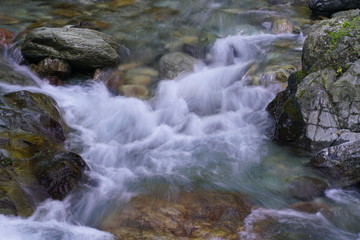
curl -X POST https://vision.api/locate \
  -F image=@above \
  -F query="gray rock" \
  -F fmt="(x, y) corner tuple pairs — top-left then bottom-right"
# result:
(302, 10), (360, 73)
(311, 140), (360, 186)
(267, 60), (360, 151)
(21, 27), (121, 69)
(309, 0), (360, 16)
(159, 52), (198, 80)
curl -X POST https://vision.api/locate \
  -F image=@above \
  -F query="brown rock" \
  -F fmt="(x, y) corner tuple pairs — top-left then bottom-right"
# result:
(272, 18), (295, 34)
(32, 58), (71, 80)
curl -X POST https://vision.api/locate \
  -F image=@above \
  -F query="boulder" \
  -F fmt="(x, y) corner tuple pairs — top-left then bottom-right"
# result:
(101, 190), (253, 239)
(21, 27), (121, 69)
(309, 0), (360, 16)
(159, 52), (198, 79)
(311, 140), (360, 186)
(268, 59), (360, 151)
(302, 10), (360, 73)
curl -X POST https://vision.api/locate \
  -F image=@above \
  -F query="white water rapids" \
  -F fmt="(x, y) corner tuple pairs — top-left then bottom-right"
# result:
(0, 33), (359, 240)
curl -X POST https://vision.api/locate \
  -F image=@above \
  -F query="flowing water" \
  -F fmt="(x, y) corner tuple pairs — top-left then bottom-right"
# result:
(0, 0), (360, 239)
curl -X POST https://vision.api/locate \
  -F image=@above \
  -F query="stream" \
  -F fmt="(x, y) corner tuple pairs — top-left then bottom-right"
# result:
(0, 0), (360, 239)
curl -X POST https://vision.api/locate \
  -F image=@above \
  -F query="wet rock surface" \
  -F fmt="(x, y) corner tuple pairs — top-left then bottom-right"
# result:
(21, 27), (121, 69)
(34, 151), (87, 200)
(101, 190), (253, 240)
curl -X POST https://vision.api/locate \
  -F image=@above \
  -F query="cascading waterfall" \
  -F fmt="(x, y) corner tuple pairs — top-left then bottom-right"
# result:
(0, 28), (359, 240)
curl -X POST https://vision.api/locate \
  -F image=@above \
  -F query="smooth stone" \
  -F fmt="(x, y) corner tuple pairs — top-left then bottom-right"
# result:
(21, 27), (121, 69)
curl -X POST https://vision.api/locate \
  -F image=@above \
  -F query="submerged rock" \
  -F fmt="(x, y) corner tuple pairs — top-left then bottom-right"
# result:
(21, 27), (121, 69)
(119, 85), (149, 99)
(311, 140), (360, 186)
(287, 176), (329, 200)
(101, 190), (253, 239)
(159, 52), (198, 80)
(302, 10), (360, 73)
(309, 0), (360, 16)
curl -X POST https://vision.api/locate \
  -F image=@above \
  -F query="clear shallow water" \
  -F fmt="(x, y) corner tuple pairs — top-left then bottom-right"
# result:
(0, 0), (360, 240)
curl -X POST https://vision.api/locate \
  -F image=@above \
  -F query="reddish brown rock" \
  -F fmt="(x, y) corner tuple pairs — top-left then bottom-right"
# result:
(0, 28), (15, 48)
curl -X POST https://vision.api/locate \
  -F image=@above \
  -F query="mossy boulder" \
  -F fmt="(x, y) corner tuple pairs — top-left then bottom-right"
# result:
(302, 10), (360, 74)
(267, 59), (360, 151)
(0, 90), (87, 216)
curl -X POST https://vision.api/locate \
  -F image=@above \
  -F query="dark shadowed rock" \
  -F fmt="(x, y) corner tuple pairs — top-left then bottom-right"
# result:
(34, 151), (87, 200)
(309, 0), (360, 16)
(311, 140), (360, 186)
(21, 27), (121, 69)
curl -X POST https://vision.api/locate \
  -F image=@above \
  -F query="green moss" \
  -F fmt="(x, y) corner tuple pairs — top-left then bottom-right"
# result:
(0, 157), (14, 166)
(327, 17), (360, 50)
(293, 70), (307, 80)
